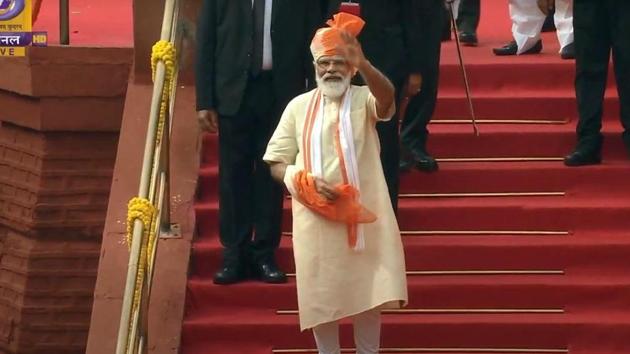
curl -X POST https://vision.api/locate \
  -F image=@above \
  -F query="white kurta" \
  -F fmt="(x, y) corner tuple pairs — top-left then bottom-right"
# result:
(264, 86), (408, 330)
(510, 0), (574, 54)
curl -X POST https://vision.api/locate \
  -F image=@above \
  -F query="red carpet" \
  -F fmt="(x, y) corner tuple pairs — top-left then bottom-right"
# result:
(184, 3), (630, 354)
(33, 0), (132, 46)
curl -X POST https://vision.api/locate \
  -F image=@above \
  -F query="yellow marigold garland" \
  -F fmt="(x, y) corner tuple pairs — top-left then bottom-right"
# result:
(150, 40), (177, 145)
(121, 40), (176, 348)
(125, 197), (157, 317)
(121, 40), (176, 352)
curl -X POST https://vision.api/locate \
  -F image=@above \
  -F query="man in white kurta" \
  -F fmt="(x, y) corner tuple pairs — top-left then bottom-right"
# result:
(493, 0), (574, 58)
(264, 12), (407, 354)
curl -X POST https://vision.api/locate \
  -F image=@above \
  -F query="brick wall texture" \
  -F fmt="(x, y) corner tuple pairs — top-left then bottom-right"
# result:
(0, 123), (119, 354)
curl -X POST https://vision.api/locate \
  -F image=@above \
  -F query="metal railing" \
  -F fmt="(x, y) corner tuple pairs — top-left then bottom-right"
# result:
(114, 0), (183, 352)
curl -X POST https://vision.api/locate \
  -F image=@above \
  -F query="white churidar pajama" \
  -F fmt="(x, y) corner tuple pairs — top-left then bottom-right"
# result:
(509, 0), (574, 54)
(312, 308), (381, 354)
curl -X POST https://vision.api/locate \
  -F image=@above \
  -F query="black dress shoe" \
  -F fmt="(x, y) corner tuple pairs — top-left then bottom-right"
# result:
(560, 42), (575, 60)
(409, 149), (439, 172)
(213, 264), (247, 285)
(563, 149), (601, 167)
(493, 40), (542, 56)
(459, 31), (478, 46)
(252, 261), (287, 284)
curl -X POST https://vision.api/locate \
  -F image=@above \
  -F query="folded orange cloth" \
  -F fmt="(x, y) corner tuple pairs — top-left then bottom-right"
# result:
(293, 170), (376, 226)
(310, 12), (365, 60)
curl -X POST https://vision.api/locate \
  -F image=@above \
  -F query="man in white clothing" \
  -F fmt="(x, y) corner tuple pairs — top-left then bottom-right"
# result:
(264, 13), (407, 354)
(493, 0), (575, 59)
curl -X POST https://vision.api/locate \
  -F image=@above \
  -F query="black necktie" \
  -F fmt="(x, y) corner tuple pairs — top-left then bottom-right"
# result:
(251, 0), (265, 76)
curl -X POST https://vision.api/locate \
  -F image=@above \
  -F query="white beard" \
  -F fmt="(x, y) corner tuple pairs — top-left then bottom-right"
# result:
(316, 74), (351, 99)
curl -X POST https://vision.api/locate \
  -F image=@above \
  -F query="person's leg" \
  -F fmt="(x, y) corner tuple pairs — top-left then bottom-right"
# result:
(510, 0), (546, 54)
(377, 116), (400, 213)
(542, 8), (556, 32)
(574, 0), (609, 152)
(353, 308), (382, 354)
(457, 0), (480, 45)
(215, 104), (256, 284)
(554, 0), (574, 52)
(610, 0), (630, 155)
(250, 74), (286, 282)
(313, 320), (341, 354)
(565, 0), (610, 165)
(442, 7), (452, 42)
(457, 0), (480, 34)
(453, 0), (461, 20)
(400, 0), (443, 173)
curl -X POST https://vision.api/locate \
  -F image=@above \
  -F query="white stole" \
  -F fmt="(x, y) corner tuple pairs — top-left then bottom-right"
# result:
(309, 88), (366, 251)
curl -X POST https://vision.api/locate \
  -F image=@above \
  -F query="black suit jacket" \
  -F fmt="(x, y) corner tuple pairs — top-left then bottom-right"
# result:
(196, 0), (321, 115)
(326, 0), (425, 84)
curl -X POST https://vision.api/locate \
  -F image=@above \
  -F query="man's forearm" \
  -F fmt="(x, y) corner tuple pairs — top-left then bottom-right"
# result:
(269, 162), (289, 184)
(357, 60), (395, 116)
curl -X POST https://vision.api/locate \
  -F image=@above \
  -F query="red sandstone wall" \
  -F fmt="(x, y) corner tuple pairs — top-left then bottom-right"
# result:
(0, 46), (132, 354)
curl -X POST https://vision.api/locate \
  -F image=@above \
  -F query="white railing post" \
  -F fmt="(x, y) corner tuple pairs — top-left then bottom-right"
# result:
(115, 0), (180, 352)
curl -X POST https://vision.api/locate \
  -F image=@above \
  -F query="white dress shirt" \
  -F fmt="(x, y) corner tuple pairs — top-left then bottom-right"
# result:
(252, 0), (273, 70)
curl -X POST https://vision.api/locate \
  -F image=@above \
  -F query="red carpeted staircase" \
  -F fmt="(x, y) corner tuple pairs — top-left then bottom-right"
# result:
(182, 6), (630, 354)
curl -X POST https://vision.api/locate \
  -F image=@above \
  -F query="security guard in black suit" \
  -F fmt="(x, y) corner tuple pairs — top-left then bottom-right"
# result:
(325, 0), (426, 212)
(399, 0), (445, 174)
(564, 0), (630, 166)
(195, 0), (320, 284)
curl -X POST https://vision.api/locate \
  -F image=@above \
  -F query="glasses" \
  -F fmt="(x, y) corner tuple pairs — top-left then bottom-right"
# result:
(315, 58), (349, 70)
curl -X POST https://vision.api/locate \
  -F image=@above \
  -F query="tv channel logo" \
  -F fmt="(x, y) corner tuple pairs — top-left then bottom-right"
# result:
(0, 0), (26, 21)
(0, 0), (48, 57)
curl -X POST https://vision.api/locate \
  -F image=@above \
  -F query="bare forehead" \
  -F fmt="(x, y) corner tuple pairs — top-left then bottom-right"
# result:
(316, 55), (346, 62)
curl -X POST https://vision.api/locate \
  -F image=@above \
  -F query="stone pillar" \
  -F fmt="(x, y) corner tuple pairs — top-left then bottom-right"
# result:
(0, 46), (132, 354)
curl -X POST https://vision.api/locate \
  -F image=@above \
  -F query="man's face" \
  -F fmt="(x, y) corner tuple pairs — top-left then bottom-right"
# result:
(314, 55), (352, 98)
(315, 55), (350, 81)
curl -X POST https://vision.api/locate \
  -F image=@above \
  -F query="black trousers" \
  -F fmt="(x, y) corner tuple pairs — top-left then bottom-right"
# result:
(376, 83), (403, 213)
(400, 0), (444, 155)
(574, 0), (630, 151)
(457, 0), (480, 34)
(218, 73), (284, 266)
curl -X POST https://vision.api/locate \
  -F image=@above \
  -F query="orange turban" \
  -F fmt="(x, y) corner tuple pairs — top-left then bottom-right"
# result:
(310, 12), (365, 60)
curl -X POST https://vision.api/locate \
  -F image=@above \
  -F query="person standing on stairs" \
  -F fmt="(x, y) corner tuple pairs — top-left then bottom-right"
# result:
(324, 0), (426, 212)
(493, 0), (575, 59)
(564, 0), (630, 166)
(457, 0), (481, 46)
(398, 0), (445, 174)
(195, 0), (321, 285)
(442, 0), (481, 46)
(264, 13), (407, 354)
